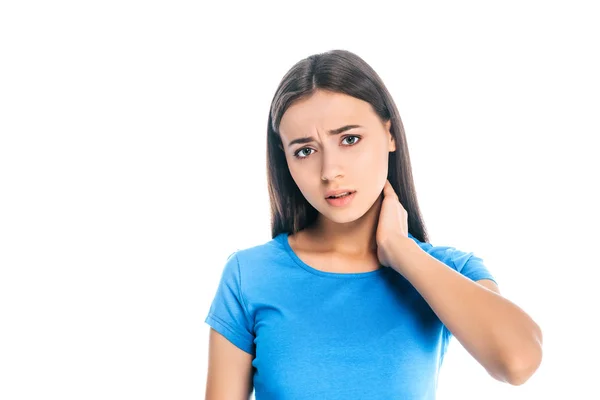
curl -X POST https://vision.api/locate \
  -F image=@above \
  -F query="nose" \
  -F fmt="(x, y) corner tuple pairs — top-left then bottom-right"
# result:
(320, 151), (344, 182)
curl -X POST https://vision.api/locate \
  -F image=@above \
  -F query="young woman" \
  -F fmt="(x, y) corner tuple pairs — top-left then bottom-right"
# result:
(204, 49), (543, 400)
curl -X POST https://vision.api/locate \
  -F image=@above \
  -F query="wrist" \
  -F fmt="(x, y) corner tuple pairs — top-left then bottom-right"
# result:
(387, 235), (421, 271)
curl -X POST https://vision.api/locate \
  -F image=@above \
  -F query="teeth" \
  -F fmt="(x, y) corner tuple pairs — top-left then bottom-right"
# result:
(330, 192), (351, 198)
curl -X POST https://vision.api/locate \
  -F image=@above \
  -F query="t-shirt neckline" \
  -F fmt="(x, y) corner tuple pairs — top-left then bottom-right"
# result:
(277, 232), (388, 279)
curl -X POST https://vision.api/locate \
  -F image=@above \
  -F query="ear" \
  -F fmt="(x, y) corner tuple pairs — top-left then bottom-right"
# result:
(385, 120), (396, 152)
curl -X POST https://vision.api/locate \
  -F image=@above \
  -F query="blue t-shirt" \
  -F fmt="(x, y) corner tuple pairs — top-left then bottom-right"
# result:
(204, 232), (497, 399)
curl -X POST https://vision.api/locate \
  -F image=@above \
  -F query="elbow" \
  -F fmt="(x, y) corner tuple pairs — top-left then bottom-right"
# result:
(503, 325), (544, 386)
(505, 356), (542, 386)
(488, 349), (542, 386)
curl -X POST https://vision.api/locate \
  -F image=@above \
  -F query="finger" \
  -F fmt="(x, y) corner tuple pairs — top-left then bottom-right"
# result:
(383, 180), (397, 197)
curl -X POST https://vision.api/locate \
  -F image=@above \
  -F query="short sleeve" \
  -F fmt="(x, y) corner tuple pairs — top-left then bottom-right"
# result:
(410, 235), (498, 287)
(450, 249), (498, 286)
(204, 251), (256, 355)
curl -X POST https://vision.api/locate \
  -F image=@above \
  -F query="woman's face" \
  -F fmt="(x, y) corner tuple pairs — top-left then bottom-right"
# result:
(278, 89), (396, 224)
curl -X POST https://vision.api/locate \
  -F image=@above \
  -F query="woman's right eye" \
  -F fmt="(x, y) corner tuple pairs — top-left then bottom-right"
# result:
(293, 148), (314, 159)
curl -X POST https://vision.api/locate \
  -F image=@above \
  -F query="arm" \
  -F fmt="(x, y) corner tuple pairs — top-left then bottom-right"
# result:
(205, 328), (254, 399)
(385, 235), (543, 386)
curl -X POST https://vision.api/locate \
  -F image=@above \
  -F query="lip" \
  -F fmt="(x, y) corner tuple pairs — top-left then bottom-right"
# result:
(324, 189), (356, 199)
(325, 191), (356, 207)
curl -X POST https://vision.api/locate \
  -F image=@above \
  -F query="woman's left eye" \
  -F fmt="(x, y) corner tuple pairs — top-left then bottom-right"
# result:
(342, 135), (361, 145)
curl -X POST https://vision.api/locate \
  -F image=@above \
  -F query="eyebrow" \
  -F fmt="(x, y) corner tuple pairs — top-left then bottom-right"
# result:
(287, 125), (364, 148)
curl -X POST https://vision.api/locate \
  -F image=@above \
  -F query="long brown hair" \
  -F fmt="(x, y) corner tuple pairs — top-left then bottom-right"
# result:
(266, 49), (429, 244)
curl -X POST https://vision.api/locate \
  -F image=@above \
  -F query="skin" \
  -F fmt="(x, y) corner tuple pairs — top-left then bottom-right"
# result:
(278, 89), (543, 384)
(278, 89), (397, 269)
(206, 89), (398, 399)
(205, 90), (542, 398)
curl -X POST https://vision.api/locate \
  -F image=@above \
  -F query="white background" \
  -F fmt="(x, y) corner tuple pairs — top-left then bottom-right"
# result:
(1, 1), (598, 399)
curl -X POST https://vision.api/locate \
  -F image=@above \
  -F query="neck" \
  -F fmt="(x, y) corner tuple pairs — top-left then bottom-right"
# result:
(307, 193), (383, 257)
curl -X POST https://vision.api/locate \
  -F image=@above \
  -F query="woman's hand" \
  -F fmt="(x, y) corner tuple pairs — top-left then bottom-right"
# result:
(376, 179), (410, 268)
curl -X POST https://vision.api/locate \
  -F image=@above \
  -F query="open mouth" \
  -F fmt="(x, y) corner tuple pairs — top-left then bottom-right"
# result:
(327, 191), (355, 199)
(325, 191), (356, 206)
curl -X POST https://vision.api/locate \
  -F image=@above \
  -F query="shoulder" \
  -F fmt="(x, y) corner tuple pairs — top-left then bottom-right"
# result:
(214, 234), (295, 312)
(219, 234), (289, 282)
(407, 232), (480, 272)
(408, 232), (498, 286)
(228, 234), (287, 265)
(407, 232), (457, 265)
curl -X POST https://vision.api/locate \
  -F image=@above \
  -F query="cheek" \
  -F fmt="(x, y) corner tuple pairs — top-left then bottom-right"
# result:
(287, 164), (315, 196)
(285, 157), (301, 183)
(353, 148), (389, 190)
(353, 146), (388, 173)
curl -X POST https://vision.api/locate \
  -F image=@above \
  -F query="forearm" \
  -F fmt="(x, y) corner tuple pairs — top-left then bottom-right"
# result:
(387, 236), (543, 384)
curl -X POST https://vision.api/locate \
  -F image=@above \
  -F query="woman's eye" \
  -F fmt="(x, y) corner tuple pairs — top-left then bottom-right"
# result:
(342, 135), (360, 145)
(293, 135), (361, 160)
(296, 148), (314, 158)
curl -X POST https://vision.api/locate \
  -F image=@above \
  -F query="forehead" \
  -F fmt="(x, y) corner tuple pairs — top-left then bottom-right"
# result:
(279, 90), (375, 137)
